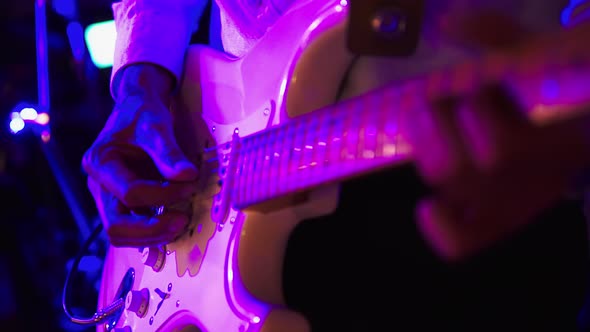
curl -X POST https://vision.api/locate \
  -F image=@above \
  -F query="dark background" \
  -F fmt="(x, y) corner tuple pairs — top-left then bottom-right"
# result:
(0, 1), (213, 330)
(1, 1), (121, 331)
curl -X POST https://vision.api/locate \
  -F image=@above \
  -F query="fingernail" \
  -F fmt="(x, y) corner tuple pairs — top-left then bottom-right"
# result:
(174, 161), (198, 179)
(175, 160), (197, 171)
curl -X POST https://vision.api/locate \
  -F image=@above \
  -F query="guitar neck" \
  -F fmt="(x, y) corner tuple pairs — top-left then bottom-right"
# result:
(231, 23), (590, 210)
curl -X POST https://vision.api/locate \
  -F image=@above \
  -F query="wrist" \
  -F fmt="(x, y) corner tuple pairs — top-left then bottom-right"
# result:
(116, 63), (176, 104)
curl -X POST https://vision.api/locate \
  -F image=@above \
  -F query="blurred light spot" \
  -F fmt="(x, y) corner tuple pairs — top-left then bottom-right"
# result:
(561, 0), (590, 26)
(41, 130), (51, 143)
(67, 22), (86, 61)
(52, 0), (77, 20)
(20, 107), (38, 120)
(36, 113), (50, 125)
(228, 269), (233, 281)
(10, 112), (21, 120)
(85, 20), (116, 69)
(78, 255), (102, 274)
(9, 118), (25, 134)
(541, 79), (559, 101)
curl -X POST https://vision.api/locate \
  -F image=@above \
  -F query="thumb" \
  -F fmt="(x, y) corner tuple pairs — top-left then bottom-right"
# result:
(141, 119), (199, 182)
(416, 198), (464, 261)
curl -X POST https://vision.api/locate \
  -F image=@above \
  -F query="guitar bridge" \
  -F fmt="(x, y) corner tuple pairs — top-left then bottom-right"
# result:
(210, 129), (241, 227)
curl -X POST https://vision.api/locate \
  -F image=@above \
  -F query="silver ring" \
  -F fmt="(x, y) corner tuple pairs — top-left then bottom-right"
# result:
(152, 205), (166, 216)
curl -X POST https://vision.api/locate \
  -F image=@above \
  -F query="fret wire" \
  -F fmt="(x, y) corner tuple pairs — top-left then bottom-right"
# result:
(296, 115), (310, 188)
(301, 109), (320, 181)
(250, 135), (262, 202)
(375, 87), (390, 158)
(356, 97), (366, 160)
(348, 99), (361, 161)
(244, 135), (256, 203)
(318, 105), (332, 169)
(237, 136), (248, 204)
(244, 135), (256, 204)
(322, 105), (334, 170)
(297, 114), (309, 183)
(233, 139), (242, 204)
(387, 85), (404, 157)
(264, 132), (274, 199)
(256, 131), (267, 201)
(399, 80), (420, 157)
(340, 100), (354, 164)
(329, 105), (345, 174)
(251, 132), (265, 202)
(267, 123), (281, 200)
(311, 103), (329, 176)
(271, 128), (281, 197)
(280, 121), (296, 194)
(257, 132), (270, 201)
(276, 121), (289, 195)
(234, 146), (245, 203)
(242, 135), (253, 203)
(290, 117), (306, 192)
(357, 99), (366, 158)
(257, 131), (272, 198)
(362, 93), (378, 160)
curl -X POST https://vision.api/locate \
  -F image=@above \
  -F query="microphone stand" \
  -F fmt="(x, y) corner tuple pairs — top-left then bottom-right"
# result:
(34, 0), (93, 241)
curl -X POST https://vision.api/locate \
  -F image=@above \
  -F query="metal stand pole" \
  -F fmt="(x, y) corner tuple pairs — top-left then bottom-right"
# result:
(35, 0), (92, 240)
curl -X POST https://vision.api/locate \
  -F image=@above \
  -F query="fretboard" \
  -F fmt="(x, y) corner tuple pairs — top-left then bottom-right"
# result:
(231, 23), (590, 210)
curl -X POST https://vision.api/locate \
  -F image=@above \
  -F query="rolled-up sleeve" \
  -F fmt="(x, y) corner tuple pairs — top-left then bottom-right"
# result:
(110, 0), (208, 97)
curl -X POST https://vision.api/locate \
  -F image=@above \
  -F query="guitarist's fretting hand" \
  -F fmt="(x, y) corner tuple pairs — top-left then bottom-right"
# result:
(83, 64), (199, 247)
(407, 10), (590, 262)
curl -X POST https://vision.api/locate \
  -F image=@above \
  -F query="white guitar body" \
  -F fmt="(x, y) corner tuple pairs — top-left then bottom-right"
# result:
(97, 1), (355, 331)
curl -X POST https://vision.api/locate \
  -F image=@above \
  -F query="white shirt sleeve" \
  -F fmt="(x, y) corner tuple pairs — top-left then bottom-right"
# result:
(110, 0), (209, 97)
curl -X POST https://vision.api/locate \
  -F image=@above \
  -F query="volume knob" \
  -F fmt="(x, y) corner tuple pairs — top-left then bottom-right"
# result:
(141, 247), (165, 271)
(125, 288), (150, 318)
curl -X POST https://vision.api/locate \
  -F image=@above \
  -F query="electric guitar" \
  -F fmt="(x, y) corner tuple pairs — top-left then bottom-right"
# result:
(96, 0), (590, 331)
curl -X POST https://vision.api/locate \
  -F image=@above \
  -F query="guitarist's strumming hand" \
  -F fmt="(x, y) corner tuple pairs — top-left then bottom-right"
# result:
(407, 10), (590, 262)
(83, 64), (199, 247)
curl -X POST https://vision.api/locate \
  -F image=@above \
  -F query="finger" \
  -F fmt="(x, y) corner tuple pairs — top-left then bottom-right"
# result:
(88, 177), (189, 248)
(416, 197), (489, 262)
(405, 97), (447, 183)
(134, 109), (198, 181)
(416, 189), (537, 263)
(472, 84), (528, 127)
(458, 84), (529, 170)
(84, 146), (197, 208)
(411, 96), (473, 185)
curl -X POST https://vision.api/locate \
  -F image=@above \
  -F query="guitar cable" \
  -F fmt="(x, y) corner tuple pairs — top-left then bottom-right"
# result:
(62, 222), (126, 325)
